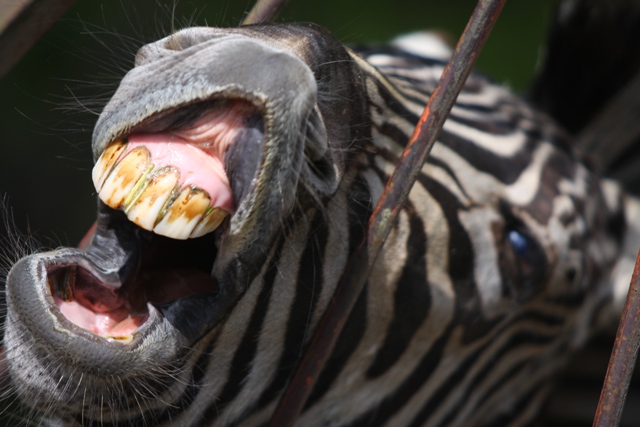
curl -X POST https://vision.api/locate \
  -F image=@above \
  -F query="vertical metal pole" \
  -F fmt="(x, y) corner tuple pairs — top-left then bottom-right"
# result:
(267, 1), (507, 425)
(593, 248), (640, 427)
(0, 0), (77, 80)
(241, 0), (289, 25)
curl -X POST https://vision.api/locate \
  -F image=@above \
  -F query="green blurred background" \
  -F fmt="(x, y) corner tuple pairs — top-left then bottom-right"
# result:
(0, 0), (558, 423)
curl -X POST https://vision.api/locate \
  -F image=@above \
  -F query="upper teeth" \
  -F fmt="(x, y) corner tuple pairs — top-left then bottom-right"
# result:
(92, 140), (229, 239)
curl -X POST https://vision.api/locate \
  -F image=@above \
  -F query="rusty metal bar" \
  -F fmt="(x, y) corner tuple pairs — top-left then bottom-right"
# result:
(241, 0), (289, 25)
(267, 1), (507, 425)
(593, 248), (640, 427)
(0, 0), (77, 80)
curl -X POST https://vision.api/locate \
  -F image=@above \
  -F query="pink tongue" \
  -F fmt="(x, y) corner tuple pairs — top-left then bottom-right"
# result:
(54, 269), (217, 338)
(55, 296), (146, 337)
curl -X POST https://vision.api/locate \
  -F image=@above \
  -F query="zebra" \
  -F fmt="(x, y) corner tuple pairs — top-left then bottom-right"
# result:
(2, 2), (640, 426)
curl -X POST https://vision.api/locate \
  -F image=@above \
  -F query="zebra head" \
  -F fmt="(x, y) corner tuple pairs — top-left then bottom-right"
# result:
(3, 20), (635, 427)
(4, 23), (369, 423)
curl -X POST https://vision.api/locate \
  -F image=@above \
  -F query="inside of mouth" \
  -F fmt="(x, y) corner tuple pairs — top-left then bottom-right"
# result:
(121, 133), (235, 213)
(50, 231), (219, 340)
(94, 99), (265, 240)
(52, 99), (265, 341)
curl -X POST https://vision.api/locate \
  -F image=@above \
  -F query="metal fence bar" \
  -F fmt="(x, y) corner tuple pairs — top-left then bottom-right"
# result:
(267, 1), (507, 425)
(593, 248), (640, 427)
(0, 0), (77, 80)
(241, 0), (289, 25)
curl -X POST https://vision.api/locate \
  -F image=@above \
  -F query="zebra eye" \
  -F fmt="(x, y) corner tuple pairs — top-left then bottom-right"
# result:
(504, 227), (547, 302)
(508, 230), (529, 256)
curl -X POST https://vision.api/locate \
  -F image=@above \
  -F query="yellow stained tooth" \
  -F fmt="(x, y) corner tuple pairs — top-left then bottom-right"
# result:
(92, 141), (127, 192)
(99, 147), (152, 209)
(125, 168), (180, 231)
(123, 164), (155, 208)
(153, 187), (211, 240)
(190, 207), (228, 238)
(125, 167), (180, 231)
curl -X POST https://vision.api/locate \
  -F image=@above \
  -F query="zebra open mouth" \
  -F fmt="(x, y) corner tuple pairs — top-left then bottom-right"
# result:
(48, 230), (221, 344)
(45, 98), (270, 344)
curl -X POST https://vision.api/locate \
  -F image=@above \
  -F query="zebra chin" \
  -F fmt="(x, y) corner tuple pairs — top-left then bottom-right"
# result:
(7, 218), (223, 339)
(3, 217), (222, 414)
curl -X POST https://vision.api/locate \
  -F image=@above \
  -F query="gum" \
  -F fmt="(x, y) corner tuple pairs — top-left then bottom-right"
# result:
(117, 100), (260, 213)
(124, 135), (234, 212)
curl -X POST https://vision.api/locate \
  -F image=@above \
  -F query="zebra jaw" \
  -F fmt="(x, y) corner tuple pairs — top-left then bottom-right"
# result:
(93, 139), (230, 240)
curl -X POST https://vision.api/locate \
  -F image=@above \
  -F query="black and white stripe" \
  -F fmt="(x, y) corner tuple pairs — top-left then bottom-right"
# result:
(153, 36), (626, 427)
(6, 25), (634, 427)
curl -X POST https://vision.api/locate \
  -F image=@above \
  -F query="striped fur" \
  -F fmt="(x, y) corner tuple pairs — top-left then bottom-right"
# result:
(4, 23), (634, 427)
